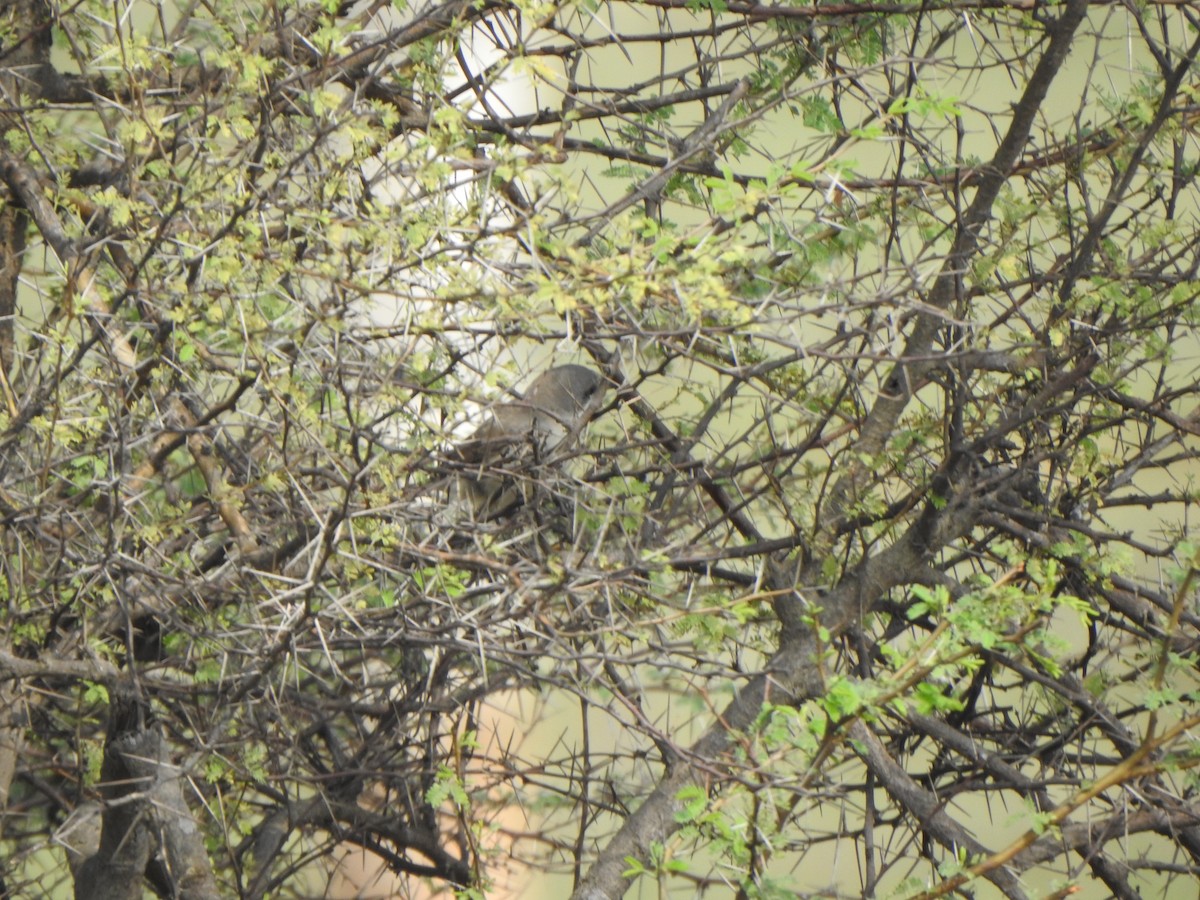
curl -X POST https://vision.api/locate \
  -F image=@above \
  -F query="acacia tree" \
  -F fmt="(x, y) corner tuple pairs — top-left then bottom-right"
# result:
(1, 0), (1199, 898)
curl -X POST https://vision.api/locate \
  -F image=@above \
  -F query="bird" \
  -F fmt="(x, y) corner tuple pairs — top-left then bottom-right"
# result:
(452, 364), (607, 520)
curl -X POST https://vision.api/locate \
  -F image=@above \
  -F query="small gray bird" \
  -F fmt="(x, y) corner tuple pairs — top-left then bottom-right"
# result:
(453, 364), (606, 520)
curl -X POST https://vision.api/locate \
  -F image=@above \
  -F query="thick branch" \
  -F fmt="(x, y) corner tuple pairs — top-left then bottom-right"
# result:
(848, 720), (1028, 899)
(786, 0), (1091, 631)
(569, 486), (982, 899)
(76, 692), (220, 900)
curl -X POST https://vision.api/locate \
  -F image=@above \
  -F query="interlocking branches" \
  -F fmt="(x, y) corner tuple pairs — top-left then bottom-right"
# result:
(0, 0), (1198, 898)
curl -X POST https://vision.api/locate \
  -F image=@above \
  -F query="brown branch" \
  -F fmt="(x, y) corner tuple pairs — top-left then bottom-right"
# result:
(569, 4), (1091, 895)
(913, 715), (1200, 898)
(810, 0), (1090, 527)
(847, 719), (1030, 899)
(568, 476), (984, 898)
(577, 78), (751, 245)
(0, 204), (26, 381)
(75, 691), (221, 900)
(0, 647), (121, 684)
(0, 150), (77, 263)
(630, 0), (1188, 18)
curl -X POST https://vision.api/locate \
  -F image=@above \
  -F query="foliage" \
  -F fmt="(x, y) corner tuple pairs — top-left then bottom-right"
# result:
(0, 0), (1198, 898)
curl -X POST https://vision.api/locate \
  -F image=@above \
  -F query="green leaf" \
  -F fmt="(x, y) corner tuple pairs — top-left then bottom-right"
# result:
(674, 784), (707, 823)
(82, 681), (109, 705)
